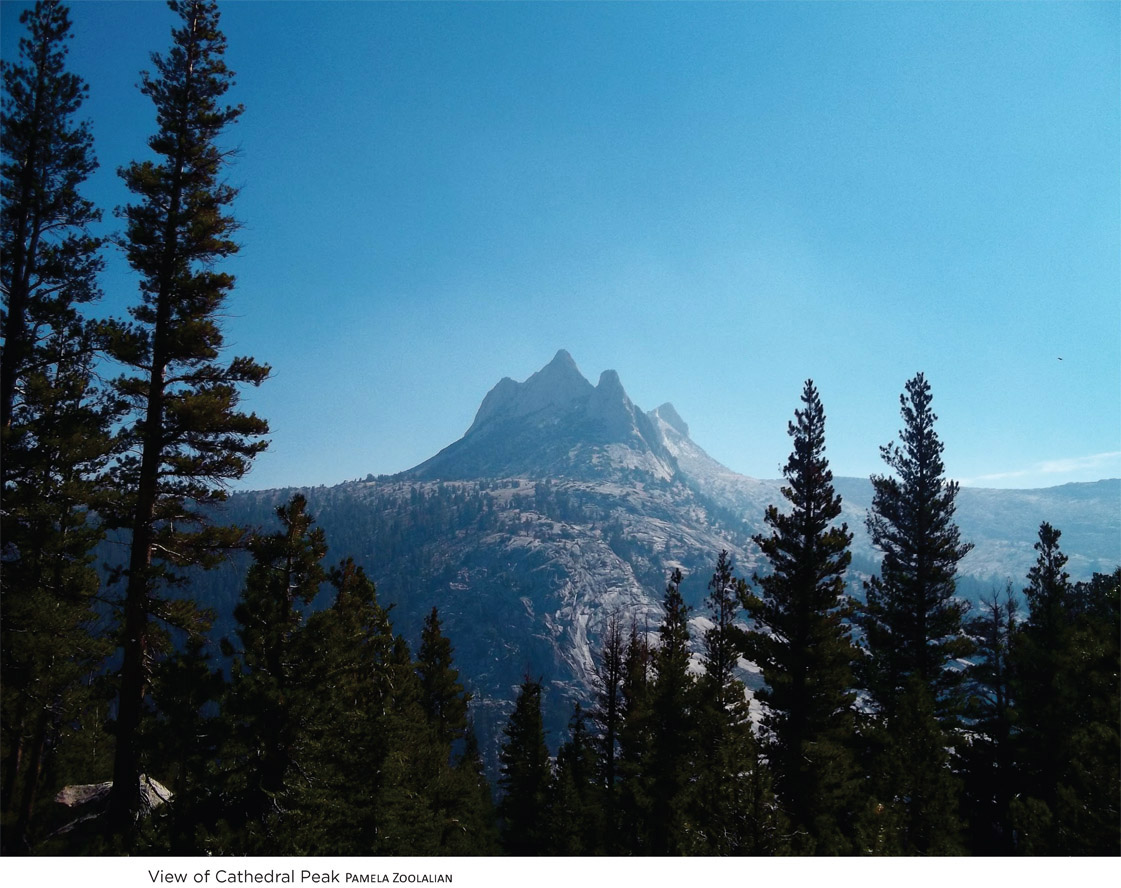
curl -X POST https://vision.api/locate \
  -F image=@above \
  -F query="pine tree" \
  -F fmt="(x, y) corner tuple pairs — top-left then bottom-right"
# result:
(222, 521), (496, 855)
(690, 551), (776, 855)
(591, 613), (625, 852)
(245, 554), (386, 854)
(743, 381), (860, 854)
(961, 585), (1018, 854)
(497, 678), (551, 855)
(417, 607), (471, 749)
(1011, 529), (1120, 854)
(1062, 567), (1120, 855)
(1, 0), (103, 433)
(442, 725), (500, 856)
(105, 0), (269, 830)
(616, 617), (654, 854)
(0, 0), (113, 852)
(858, 372), (972, 854)
(1022, 521), (1069, 641)
(701, 551), (745, 699)
(143, 632), (226, 853)
(0, 403), (112, 852)
(1007, 522), (1069, 854)
(411, 607), (499, 854)
(367, 635), (445, 855)
(647, 568), (695, 855)
(214, 495), (325, 852)
(546, 703), (603, 855)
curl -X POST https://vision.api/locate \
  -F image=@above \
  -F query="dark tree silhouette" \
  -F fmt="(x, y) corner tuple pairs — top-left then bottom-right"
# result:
(106, 0), (269, 830)
(745, 380), (859, 853)
(858, 373), (972, 854)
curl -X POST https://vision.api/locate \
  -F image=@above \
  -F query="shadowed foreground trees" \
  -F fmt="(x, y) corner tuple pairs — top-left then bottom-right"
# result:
(689, 551), (774, 855)
(154, 496), (499, 856)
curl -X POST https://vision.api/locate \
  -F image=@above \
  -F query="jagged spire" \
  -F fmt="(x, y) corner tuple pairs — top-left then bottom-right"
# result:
(652, 403), (689, 438)
(406, 351), (675, 481)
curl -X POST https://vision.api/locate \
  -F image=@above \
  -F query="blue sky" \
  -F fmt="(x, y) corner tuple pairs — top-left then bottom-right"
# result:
(3, 0), (1118, 490)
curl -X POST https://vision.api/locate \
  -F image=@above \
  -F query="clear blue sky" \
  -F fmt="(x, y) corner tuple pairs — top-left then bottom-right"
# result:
(3, 0), (1118, 490)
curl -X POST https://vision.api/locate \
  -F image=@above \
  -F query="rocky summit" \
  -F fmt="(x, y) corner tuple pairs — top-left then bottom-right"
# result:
(405, 350), (675, 483)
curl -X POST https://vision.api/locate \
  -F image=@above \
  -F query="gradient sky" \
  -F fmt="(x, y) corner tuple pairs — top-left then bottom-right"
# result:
(3, 0), (1119, 491)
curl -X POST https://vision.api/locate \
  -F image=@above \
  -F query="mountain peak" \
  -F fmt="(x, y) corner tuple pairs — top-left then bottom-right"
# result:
(586, 368), (635, 438)
(466, 350), (593, 436)
(652, 403), (689, 438)
(405, 351), (678, 482)
(595, 368), (625, 394)
(548, 348), (578, 370)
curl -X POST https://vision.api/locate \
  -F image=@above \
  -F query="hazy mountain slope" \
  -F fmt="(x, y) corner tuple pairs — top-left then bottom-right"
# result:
(214, 473), (754, 768)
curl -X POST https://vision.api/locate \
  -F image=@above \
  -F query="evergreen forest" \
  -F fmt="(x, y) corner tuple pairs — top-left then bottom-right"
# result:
(2, 1), (1118, 857)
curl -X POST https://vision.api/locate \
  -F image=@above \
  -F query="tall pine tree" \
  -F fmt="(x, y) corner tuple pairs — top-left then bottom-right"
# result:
(297, 564), (428, 855)
(858, 372), (972, 854)
(616, 617), (654, 854)
(417, 607), (471, 749)
(646, 569), (695, 855)
(142, 631), (226, 854)
(0, 0), (102, 433)
(413, 606), (498, 854)
(691, 551), (775, 855)
(0, 0), (113, 852)
(546, 703), (603, 855)
(591, 613), (625, 853)
(219, 510), (497, 856)
(218, 494), (326, 853)
(1011, 527), (1120, 854)
(106, 0), (269, 830)
(365, 635), (446, 855)
(961, 585), (1018, 855)
(497, 678), (551, 855)
(744, 381), (859, 854)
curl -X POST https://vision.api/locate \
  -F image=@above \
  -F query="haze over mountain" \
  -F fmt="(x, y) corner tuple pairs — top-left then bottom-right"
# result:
(209, 351), (1119, 766)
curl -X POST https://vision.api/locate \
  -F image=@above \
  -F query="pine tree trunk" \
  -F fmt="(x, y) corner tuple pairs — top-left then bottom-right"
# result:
(13, 710), (49, 852)
(1, 684), (30, 818)
(108, 266), (173, 829)
(107, 378), (164, 829)
(108, 87), (186, 826)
